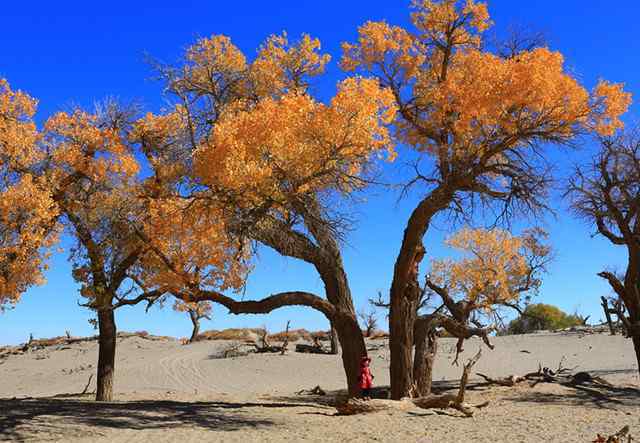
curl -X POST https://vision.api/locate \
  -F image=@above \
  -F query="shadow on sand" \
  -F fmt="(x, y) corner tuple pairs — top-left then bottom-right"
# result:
(508, 381), (640, 410)
(0, 396), (319, 441)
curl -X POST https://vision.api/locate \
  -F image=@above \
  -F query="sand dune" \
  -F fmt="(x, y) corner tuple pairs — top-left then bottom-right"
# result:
(1, 331), (639, 442)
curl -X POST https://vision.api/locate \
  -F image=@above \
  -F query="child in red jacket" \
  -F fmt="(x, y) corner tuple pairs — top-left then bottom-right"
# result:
(358, 356), (374, 399)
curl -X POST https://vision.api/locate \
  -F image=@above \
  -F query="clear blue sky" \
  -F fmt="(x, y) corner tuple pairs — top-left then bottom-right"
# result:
(1, 1), (639, 345)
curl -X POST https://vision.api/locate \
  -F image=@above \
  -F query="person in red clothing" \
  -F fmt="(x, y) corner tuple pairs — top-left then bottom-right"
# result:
(358, 355), (374, 399)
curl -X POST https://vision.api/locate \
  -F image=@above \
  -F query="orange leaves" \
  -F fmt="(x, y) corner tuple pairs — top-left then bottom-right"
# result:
(342, 0), (632, 167)
(0, 175), (59, 309)
(0, 79), (40, 170)
(341, 22), (422, 80)
(430, 228), (549, 310)
(0, 79), (57, 308)
(591, 81), (633, 136)
(194, 77), (396, 206)
(173, 298), (212, 317)
(45, 110), (140, 181)
(252, 32), (331, 96)
(411, 0), (491, 47)
(138, 196), (248, 294)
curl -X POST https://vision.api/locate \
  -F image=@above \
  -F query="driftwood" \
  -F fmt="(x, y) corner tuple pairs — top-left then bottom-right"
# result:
(477, 357), (613, 389)
(295, 343), (332, 354)
(252, 327), (287, 354)
(336, 349), (485, 417)
(296, 385), (327, 396)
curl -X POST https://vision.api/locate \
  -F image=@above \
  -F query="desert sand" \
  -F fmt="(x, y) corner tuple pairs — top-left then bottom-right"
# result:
(1, 330), (639, 442)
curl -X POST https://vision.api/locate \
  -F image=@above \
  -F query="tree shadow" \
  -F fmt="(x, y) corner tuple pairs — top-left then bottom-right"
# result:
(508, 382), (640, 411)
(0, 396), (295, 441)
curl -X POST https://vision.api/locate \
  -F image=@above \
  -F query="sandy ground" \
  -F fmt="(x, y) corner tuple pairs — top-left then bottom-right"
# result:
(1, 331), (639, 442)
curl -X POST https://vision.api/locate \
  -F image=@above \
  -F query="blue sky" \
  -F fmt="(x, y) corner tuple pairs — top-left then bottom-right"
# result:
(1, 1), (639, 344)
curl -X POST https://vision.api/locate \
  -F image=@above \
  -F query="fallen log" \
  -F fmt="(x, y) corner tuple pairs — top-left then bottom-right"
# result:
(295, 343), (332, 354)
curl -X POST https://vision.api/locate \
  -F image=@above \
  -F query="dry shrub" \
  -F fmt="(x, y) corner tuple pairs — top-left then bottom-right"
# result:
(268, 328), (311, 343)
(134, 330), (149, 338)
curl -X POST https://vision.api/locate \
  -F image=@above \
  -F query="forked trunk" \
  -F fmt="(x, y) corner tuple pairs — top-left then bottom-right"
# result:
(96, 309), (117, 402)
(189, 311), (200, 343)
(388, 188), (453, 400)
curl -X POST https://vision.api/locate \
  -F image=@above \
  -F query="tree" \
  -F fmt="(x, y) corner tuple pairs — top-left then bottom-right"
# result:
(342, 0), (630, 399)
(358, 306), (379, 337)
(377, 228), (549, 396)
(568, 131), (640, 373)
(507, 303), (584, 334)
(141, 33), (396, 396)
(0, 79), (58, 311)
(174, 299), (212, 343)
(42, 103), (176, 401)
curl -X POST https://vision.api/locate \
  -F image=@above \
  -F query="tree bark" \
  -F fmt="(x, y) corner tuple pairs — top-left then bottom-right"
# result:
(632, 335), (640, 376)
(413, 318), (438, 397)
(329, 323), (339, 355)
(388, 187), (453, 400)
(96, 308), (117, 402)
(189, 311), (200, 343)
(333, 311), (367, 397)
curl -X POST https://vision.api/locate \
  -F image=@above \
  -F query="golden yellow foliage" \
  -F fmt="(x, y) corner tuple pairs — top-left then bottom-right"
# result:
(194, 77), (396, 207)
(342, 0), (631, 156)
(0, 80), (58, 309)
(429, 228), (549, 312)
(251, 32), (331, 97)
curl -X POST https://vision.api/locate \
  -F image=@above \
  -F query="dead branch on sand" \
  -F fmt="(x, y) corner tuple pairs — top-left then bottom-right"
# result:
(252, 322), (290, 354)
(593, 425), (633, 443)
(477, 356), (614, 389)
(296, 385), (327, 396)
(81, 374), (94, 395)
(336, 349), (486, 417)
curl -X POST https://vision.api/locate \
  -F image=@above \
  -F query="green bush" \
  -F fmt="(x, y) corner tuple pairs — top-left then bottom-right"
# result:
(507, 304), (585, 334)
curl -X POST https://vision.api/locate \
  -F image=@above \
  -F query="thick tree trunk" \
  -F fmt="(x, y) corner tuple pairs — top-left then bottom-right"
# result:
(389, 294), (418, 399)
(189, 311), (200, 343)
(333, 311), (367, 397)
(329, 324), (339, 355)
(388, 187), (453, 400)
(413, 319), (438, 397)
(96, 309), (117, 402)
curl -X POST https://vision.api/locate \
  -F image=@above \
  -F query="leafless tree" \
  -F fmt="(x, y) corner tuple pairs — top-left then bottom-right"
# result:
(567, 130), (640, 373)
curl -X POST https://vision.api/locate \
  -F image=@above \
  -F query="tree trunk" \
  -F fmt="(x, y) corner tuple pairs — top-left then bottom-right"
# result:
(329, 323), (339, 355)
(389, 293), (418, 399)
(333, 311), (367, 397)
(632, 334), (640, 376)
(413, 321), (438, 397)
(189, 311), (200, 343)
(96, 309), (117, 402)
(388, 187), (453, 400)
